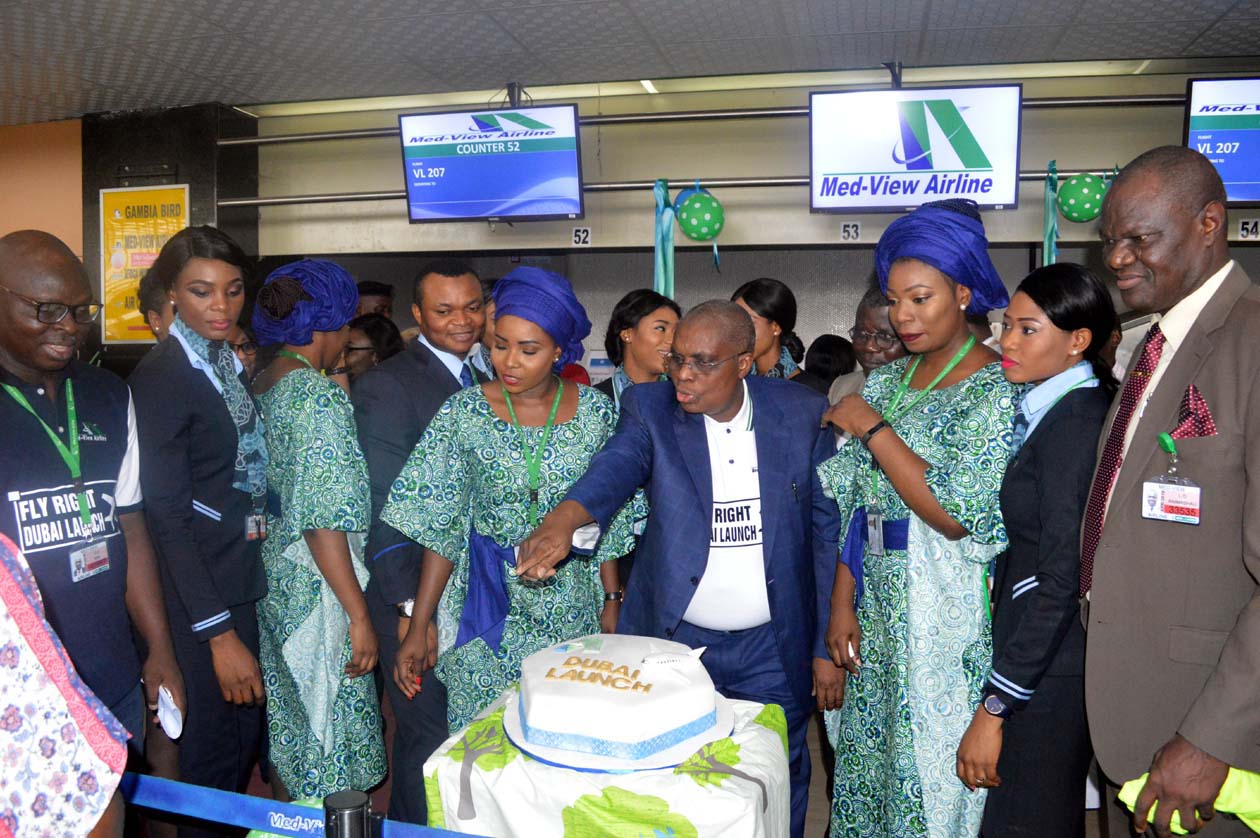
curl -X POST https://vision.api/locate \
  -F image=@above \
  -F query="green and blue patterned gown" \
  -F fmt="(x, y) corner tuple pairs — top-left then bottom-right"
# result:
(818, 359), (1018, 838)
(381, 384), (642, 732)
(256, 368), (385, 798)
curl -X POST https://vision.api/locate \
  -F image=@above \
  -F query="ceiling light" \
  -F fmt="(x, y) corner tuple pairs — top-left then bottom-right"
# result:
(640, 79), (659, 94)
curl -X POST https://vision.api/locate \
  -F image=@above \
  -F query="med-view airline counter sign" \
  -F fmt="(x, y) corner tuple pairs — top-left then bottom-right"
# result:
(810, 85), (1023, 213)
(398, 103), (584, 223)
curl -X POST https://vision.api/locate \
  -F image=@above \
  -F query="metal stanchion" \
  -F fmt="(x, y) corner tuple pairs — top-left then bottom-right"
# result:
(324, 790), (370, 837)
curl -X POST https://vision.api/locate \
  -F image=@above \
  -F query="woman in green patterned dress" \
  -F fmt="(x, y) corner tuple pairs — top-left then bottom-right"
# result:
(819, 201), (1019, 838)
(251, 259), (385, 799)
(386, 266), (639, 732)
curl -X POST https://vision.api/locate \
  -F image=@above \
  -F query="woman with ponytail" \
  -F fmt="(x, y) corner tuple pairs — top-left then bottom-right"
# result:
(956, 262), (1116, 837)
(731, 277), (829, 395)
(251, 260), (385, 800)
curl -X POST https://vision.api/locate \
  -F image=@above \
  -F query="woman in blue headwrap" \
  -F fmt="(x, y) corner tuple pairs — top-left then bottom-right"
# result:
(816, 200), (1020, 838)
(383, 266), (642, 731)
(250, 259), (385, 799)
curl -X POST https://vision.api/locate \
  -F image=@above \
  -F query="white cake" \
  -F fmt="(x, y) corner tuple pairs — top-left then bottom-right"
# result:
(516, 634), (720, 761)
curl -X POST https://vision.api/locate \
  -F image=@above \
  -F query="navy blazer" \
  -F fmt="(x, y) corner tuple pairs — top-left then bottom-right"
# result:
(565, 376), (842, 707)
(352, 339), (466, 605)
(129, 338), (266, 640)
(990, 385), (1110, 708)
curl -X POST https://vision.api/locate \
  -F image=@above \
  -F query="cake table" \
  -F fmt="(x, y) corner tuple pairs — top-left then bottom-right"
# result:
(423, 691), (791, 837)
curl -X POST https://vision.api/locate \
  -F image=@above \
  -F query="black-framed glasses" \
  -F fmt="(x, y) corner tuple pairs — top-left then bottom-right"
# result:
(229, 340), (259, 355)
(344, 344), (375, 353)
(665, 351), (745, 376)
(848, 327), (900, 349)
(0, 282), (102, 325)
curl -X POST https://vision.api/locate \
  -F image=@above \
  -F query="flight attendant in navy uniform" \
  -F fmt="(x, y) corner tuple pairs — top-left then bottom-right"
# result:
(955, 263), (1116, 837)
(129, 227), (270, 836)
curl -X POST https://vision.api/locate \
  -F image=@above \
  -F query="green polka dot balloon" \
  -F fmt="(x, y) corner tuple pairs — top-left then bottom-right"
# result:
(676, 191), (725, 241)
(1057, 173), (1109, 223)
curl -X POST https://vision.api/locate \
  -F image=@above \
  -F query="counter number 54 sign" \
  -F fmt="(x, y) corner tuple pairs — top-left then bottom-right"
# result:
(1240, 219), (1259, 240)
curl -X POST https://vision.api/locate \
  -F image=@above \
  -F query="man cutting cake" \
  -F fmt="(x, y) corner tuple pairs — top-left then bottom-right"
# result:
(518, 300), (845, 838)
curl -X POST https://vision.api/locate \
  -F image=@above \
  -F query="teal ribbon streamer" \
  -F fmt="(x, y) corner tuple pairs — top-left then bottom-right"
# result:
(653, 179), (675, 299)
(1043, 160), (1059, 267)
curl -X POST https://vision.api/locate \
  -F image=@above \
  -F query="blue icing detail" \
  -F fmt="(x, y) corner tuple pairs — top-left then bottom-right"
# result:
(520, 709), (717, 760)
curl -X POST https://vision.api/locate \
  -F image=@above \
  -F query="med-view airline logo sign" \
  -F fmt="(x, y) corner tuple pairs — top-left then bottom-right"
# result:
(811, 85), (1022, 212)
(1185, 78), (1260, 203)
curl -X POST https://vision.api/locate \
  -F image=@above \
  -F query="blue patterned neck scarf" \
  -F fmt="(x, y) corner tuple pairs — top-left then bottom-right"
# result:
(170, 315), (268, 503)
(761, 345), (799, 379)
(611, 365), (636, 409)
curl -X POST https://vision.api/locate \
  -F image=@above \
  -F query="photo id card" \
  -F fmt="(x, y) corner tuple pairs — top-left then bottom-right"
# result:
(70, 540), (110, 582)
(866, 506), (885, 556)
(1141, 478), (1202, 526)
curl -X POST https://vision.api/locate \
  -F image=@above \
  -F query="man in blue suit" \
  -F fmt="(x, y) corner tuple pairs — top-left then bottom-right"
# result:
(518, 300), (844, 837)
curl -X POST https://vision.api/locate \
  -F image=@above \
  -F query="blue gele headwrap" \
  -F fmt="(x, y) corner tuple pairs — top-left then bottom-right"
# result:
(874, 199), (1010, 315)
(493, 266), (592, 370)
(252, 258), (360, 346)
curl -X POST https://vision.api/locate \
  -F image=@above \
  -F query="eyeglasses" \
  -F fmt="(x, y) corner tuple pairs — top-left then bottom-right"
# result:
(0, 283), (102, 325)
(848, 328), (901, 349)
(344, 344), (375, 353)
(229, 340), (259, 355)
(665, 351), (745, 376)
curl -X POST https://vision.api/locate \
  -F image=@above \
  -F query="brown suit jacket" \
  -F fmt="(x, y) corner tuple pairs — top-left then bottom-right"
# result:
(1086, 262), (1260, 783)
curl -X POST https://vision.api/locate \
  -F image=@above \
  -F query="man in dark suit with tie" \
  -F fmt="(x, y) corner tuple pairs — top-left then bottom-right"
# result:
(351, 258), (485, 824)
(1084, 146), (1260, 837)
(517, 300), (845, 838)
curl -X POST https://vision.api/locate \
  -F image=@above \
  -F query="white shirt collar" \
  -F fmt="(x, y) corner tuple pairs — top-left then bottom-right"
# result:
(169, 326), (242, 395)
(416, 331), (469, 383)
(1020, 360), (1098, 439)
(1152, 259), (1235, 353)
(703, 380), (753, 432)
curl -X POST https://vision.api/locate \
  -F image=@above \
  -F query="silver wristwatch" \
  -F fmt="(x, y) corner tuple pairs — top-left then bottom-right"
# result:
(396, 598), (415, 618)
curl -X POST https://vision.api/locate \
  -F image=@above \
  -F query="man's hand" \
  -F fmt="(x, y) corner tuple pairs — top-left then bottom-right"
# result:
(956, 706), (1003, 791)
(141, 648), (186, 725)
(1134, 734), (1229, 837)
(826, 602), (862, 674)
(209, 629), (264, 705)
(516, 500), (590, 581)
(812, 657), (846, 711)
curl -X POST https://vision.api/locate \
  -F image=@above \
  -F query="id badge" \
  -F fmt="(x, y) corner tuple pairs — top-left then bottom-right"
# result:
(866, 505), (885, 556)
(1141, 476), (1202, 526)
(70, 540), (110, 582)
(245, 513), (268, 541)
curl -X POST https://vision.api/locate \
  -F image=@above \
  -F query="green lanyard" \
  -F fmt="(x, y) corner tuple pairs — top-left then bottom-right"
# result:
(276, 349), (315, 369)
(502, 380), (564, 529)
(2, 380), (94, 533)
(869, 335), (976, 502)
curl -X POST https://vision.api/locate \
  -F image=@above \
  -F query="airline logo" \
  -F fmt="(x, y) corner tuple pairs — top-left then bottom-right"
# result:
(894, 100), (992, 171)
(405, 112), (558, 145)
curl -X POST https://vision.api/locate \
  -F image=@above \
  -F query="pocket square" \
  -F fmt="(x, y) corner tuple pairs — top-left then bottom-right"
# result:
(1170, 384), (1218, 440)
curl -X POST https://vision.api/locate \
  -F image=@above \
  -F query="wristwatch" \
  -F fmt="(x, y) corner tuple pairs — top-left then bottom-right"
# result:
(982, 692), (1013, 720)
(396, 598), (415, 618)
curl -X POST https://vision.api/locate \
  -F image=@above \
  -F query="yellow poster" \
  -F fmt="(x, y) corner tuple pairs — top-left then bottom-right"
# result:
(99, 185), (189, 343)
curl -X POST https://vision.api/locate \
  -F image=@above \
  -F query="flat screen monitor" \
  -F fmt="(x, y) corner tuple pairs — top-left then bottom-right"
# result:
(810, 84), (1022, 213)
(1184, 77), (1260, 206)
(398, 104), (584, 222)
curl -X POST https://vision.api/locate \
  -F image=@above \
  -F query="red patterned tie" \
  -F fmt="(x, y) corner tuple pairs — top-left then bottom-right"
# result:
(1079, 323), (1166, 596)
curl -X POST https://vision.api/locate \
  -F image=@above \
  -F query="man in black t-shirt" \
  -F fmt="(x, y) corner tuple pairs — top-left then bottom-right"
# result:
(0, 230), (184, 746)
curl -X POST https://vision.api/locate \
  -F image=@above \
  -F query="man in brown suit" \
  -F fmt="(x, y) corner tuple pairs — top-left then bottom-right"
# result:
(1084, 146), (1259, 837)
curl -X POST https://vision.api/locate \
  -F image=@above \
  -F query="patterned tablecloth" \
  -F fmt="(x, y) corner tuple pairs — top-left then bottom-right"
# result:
(424, 690), (791, 837)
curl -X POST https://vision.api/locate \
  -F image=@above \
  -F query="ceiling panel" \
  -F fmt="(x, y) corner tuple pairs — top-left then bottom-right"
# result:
(785, 0), (928, 35)
(629, 0), (789, 43)
(928, 0), (1082, 29)
(489, 2), (655, 50)
(1052, 20), (1210, 60)
(1, 0), (1258, 126)
(1184, 16), (1260, 56)
(918, 26), (1066, 66)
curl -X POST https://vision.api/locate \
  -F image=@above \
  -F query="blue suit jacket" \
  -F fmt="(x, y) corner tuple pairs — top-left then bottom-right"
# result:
(566, 376), (842, 706)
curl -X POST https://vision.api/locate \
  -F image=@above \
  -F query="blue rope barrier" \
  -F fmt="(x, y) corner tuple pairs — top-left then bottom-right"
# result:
(120, 773), (477, 838)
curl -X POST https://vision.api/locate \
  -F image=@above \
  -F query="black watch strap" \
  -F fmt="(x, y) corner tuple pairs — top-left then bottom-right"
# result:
(859, 419), (889, 447)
